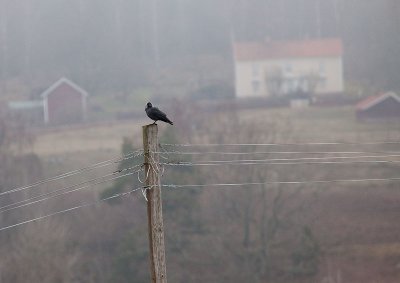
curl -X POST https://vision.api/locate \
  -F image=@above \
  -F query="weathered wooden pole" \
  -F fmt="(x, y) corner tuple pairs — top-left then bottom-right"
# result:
(142, 124), (167, 283)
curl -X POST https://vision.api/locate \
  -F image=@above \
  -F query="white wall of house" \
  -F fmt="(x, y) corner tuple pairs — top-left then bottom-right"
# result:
(234, 56), (343, 98)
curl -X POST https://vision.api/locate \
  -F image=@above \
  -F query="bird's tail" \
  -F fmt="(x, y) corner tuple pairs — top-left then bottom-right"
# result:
(162, 117), (173, 125)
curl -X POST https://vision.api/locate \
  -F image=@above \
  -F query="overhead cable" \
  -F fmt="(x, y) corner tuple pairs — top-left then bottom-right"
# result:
(0, 169), (141, 214)
(161, 141), (400, 147)
(0, 150), (142, 197)
(0, 186), (145, 232)
(163, 177), (400, 189)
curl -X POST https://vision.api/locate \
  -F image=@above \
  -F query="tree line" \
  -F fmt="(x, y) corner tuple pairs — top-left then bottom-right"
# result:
(0, 0), (399, 95)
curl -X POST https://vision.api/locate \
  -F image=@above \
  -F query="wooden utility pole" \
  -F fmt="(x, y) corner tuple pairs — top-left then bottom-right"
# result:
(142, 124), (167, 283)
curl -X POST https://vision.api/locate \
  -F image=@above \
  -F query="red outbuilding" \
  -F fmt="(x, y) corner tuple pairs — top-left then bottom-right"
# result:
(41, 77), (89, 125)
(356, 92), (400, 121)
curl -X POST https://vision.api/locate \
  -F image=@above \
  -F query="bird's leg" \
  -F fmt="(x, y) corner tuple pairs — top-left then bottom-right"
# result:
(152, 121), (157, 125)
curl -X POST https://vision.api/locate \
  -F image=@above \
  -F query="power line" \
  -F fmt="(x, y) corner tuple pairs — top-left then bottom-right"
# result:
(162, 177), (400, 189)
(3, 141), (399, 232)
(0, 150), (143, 197)
(0, 165), (142, 212)
(0, 186), (145, 232)
(162, 159), (400, 167)
(0, 168), (142, 214)
(162, 154), (400, 164)
(162, 142), (400, 147)
(161, 141), (400, 147)
(157, 150), (400, 156)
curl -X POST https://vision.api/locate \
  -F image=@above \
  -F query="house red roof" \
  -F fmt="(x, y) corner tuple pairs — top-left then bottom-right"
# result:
(356, 92), (400, 111)
(234, 38), (343, 61)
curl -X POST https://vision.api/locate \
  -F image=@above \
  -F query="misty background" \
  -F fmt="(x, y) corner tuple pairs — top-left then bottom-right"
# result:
(1, 0), (400, 101)
(1, 1), (400, 283)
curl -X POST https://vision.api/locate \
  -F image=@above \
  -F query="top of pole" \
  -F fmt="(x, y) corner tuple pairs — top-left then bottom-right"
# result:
(143, 123), (158, 130)
(143, 124), (159, 153)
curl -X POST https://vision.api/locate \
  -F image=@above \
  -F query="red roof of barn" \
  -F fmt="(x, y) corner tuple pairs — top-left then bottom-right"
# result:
(234, 38), (343, 61)
(356, 92), (400, 111)
(41, 77), (89, 99)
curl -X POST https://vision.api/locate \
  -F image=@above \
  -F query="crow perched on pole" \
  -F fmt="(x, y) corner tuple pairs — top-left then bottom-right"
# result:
(145, 102), (173, 125)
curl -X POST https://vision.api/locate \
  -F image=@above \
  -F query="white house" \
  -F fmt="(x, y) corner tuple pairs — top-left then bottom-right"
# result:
(233, 38), (344, 98)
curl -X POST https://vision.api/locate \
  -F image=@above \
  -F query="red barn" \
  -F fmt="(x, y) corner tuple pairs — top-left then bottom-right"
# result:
(356, 92), (400, 121)
(41, 78), (88, 125)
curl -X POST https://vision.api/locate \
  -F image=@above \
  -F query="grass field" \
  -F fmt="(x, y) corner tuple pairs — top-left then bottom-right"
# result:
(31, 106), (400, 157)
(240, 106), (400, 142)
(31, 119), (146, 156)
(30, 105), (400, 190)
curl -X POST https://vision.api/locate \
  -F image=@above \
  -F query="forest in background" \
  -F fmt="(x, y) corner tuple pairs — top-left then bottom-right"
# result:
(0, 0), (400, 99)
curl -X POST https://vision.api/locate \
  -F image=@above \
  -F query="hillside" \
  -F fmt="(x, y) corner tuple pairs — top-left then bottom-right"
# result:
(5, 105), (397, 282)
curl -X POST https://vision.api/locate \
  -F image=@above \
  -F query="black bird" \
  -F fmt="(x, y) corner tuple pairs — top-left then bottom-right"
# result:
(145, 102), (173, 125)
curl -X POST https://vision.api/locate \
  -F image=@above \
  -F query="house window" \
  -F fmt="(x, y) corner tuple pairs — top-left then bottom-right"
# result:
(252, 80), (260, 94)
(252, 63), (260, 77)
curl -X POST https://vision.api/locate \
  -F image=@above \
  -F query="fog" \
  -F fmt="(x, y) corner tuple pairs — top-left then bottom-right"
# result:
(1, 1), (399, 95)
(1, 1), (400, 282)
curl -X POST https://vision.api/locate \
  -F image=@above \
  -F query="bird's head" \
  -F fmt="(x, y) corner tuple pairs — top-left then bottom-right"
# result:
(146, 102), (152, 110)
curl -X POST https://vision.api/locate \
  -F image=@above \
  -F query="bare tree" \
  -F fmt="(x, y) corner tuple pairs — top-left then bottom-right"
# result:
(173, 110), (323, 282)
